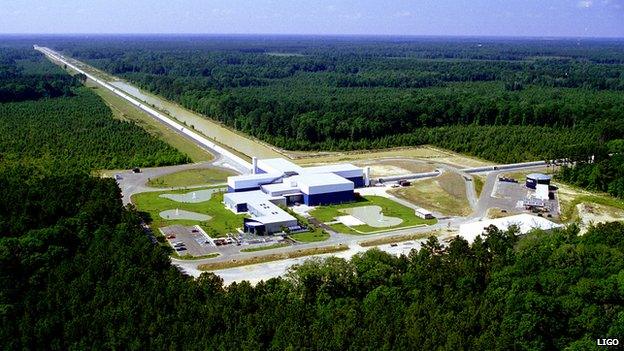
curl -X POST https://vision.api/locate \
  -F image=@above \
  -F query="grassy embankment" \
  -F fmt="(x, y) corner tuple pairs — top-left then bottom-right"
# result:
(473, 176), (485, 198)
(147, 167), (235, 188)
(198, 244), (349, 271)
(359, 230), (441, 247)
(172, 252), (220, 260)
(240, 243), (290, 253)
(390, 172), (471, 217)
(310, 195), (436, 234)
(131, 186), (245, 237)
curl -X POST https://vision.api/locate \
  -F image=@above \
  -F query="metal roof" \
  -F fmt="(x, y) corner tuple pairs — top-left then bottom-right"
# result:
(526, 173), (551, 181)
(257, 158), (305, 174)
(223, 190), (296, 224)
(303, 163), (362, 174)
(229, 172), (282, 182)
(292, 173), (353, 187)
(459, 214), (562, 243)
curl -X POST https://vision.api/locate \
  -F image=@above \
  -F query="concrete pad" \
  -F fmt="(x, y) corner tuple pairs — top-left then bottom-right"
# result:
(159, 209), (212, 221)
(337, 215), (366, 226)
(342, 205), (403, 228)
(159, 188), (221, 203)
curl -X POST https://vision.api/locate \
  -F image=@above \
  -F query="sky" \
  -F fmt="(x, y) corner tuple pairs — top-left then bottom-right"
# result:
(1, 0), (623, 38)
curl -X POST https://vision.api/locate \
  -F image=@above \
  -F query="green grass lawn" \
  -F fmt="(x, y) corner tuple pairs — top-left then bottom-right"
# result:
(309, 195), (436, 234)
(147, 167), (236, 188)
(289, 229), (330, 242)
(327, 223), (361, 235)
(389, 174), (471, 217)
(131, 186), (245, 237)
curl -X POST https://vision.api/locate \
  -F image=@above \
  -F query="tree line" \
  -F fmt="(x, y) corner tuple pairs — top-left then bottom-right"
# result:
(0, 47), (81, 102)
(0, 46), (190, 170)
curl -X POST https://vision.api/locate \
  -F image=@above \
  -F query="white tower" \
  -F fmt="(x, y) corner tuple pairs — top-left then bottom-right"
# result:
(252, 157), (258, 174)
(364, 166), (371, 187)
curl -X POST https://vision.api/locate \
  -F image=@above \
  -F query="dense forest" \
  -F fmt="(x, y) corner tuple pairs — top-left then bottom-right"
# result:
(2, 162), (624, 350)
(558, 154), (624, 199)
(43, 35), (624, 164)
(0, 44), (189, 170)
(0, 46), (80, 102)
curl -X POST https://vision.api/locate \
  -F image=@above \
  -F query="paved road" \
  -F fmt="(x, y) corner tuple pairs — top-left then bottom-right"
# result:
(114, 160), (234, 205)
(469, 165), (550, 221)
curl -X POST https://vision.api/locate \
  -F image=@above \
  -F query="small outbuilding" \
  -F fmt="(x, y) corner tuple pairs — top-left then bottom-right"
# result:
(525, 173), (551, 189)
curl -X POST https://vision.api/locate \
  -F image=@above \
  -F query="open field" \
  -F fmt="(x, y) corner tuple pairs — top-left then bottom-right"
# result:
(147, 167), (235, 188)
(83, 76), (214, 163)
(198, 244), (349, 271)
(353, 159), (437, 177)
(292, 146), (490, 168)
(131, 186), (245, 237)
(359, 230), (441, 247)
(309, 195), (436, 233)
(390, 172), (471, 216)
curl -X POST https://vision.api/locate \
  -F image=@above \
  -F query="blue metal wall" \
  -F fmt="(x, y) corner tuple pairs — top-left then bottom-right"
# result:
(346, 176), (365, 188)
(304, 190), (354, 206)
(525, 178), (550, 190)
(228, 186), (260, 193)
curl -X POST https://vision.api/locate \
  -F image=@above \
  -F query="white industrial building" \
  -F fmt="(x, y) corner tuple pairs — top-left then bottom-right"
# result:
(223, 190), (299, 235)
(459, 214), (562, 243)
(224, 157), (369, 235)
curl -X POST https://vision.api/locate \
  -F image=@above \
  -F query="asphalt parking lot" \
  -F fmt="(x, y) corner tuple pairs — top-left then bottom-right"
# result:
(160, 225), (219, 257)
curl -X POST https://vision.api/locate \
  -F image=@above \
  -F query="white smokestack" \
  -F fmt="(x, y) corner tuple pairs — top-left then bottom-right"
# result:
(364, 166), (371, 186)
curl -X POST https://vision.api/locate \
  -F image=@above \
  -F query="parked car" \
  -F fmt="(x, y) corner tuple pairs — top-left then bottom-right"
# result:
(166, 234), (176, 239)
(173, 242), (185, 247)
(176, 247), (187, 252)
(114, 174), (123, 180)
(132, 167), (141, 173)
